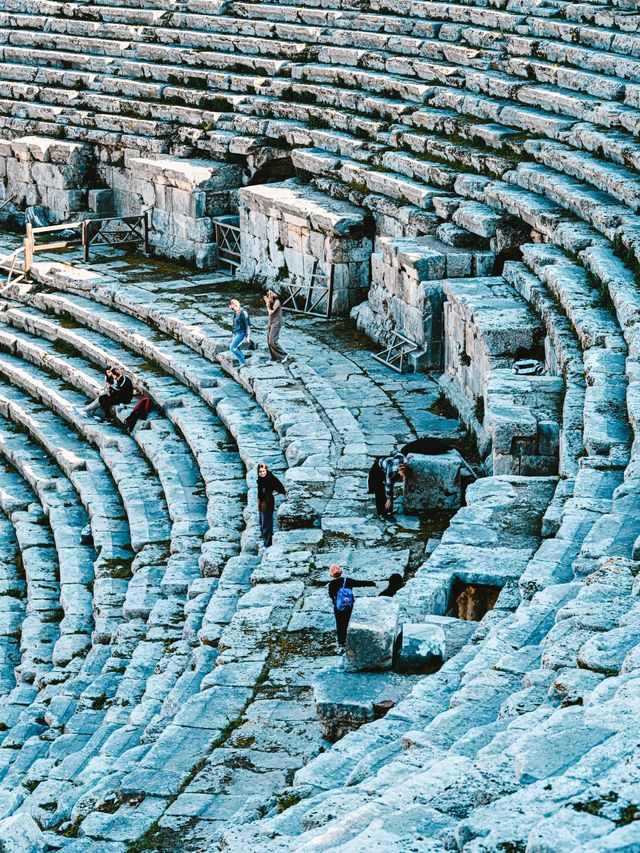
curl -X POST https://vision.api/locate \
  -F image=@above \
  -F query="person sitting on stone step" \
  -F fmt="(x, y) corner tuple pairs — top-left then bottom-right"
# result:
(98, 367), (133, 422)
(257, 462), (286, 549)
(327, 564), (377, 653)
(229, 298), (251, 366)
(83, 366), (115, 414)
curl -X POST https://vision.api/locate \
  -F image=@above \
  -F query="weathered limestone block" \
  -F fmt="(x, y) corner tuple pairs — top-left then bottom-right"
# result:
(403, 450), (468, 512)
(486, 371), (563, 476)
(344, 597), (399, 672)
(396, 622), (444, 673)
(354, 234), (494, 365)
(0, 135), (93, 222)
(313, 666), (416, 742)
(442, 276), (561, 474)
(238, 179), (372, 315)
(101, 155), (243, 268)
(396, 616), (475, 673)
(0, 812), (44, 852)
(443, 276), (544, 401)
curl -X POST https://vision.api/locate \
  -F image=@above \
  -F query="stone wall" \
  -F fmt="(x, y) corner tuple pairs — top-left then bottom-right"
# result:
(237, 179), (372, 315)
(0, 136), (93, 223)
(352, 232), (495, 363)
(100, 155), (243, 269)
(442, 276), (562, 475)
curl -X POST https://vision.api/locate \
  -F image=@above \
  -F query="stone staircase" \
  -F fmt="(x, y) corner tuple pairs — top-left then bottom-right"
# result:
(0, 0), (637, 848)
(0, 241), (470, 849)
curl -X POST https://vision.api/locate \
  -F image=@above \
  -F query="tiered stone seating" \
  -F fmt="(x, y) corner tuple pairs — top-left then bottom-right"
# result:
(0, 246), (469, 847)
(0, 0), (638, 848)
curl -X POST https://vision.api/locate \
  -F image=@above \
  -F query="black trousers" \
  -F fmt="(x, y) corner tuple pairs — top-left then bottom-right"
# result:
(99, 391), (131, 418)
(374, 483), (388, 515)
(259, 510), (274, 547)
(333, 605), (353, 646)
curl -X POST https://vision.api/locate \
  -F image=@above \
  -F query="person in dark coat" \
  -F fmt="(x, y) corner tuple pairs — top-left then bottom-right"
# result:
(99, 367), (133, 421)
(379, 573), (404, 597)
(327, 564), (377, 651)
(257, 462), (286, 548)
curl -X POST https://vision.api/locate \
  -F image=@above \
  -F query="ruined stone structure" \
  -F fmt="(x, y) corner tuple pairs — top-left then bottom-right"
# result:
(0, 0), (638, 850)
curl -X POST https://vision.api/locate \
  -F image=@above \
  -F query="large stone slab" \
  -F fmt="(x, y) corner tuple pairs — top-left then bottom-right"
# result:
(403, 450), (468, 512)
(313, 666), (418, 741)
(396, 616), (476, 673)
(344, 597), (400, 672)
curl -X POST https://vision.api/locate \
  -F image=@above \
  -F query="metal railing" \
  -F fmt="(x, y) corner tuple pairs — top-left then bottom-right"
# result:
(281, 260), (334, 318)
(214, 217), (241, 271)
(82, 211), (149, 262)
(24, 211), (149, 265)
(372, 331), (419, 373)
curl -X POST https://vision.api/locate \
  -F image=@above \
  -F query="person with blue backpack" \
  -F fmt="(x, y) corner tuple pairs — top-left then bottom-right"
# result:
(327, 564), (377, 652)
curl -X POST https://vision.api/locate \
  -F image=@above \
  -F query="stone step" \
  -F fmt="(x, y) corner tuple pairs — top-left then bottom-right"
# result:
(231, 1), (527, 32)
(504, 31), (640, 84)
(0, 319), (208, 518)
(0, 363), (171, 556)
(0, 300), (248, 574)
(527, 14), (640, 61)
(0, 447), (95, 664)
(0, 512), (23, 695)
(522, 140), (640, 214)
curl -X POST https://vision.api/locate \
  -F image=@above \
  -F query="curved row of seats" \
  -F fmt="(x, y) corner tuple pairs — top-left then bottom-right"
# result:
(0, 272), (280, 838)
(0, 246), (455, 850)
(220, 86), (640, 853)
(220, 220), (640, 853)
(0, 0), (637, 167)
(0, 252), (462, 847)
(0, 214), (636, 849)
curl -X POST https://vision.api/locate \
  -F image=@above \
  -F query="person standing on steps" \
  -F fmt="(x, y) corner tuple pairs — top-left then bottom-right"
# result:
(257, 462), (286, 548)
(229, 298), (251, 366)
(368, 450), (409, 522)
(327, 564), (377, 652)
(98, 367), (133, 422)
(264, 288), (288, 363)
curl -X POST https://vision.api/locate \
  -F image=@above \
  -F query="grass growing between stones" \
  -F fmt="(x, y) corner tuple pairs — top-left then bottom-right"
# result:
(276, 791), (301, 812)
(127, 818), (199, 853)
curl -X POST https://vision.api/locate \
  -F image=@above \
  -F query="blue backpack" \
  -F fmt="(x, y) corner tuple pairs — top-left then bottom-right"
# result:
(335, 579), (354, 612)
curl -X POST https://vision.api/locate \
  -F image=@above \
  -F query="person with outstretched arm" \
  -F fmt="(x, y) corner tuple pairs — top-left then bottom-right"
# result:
(327, 564), (377, 653)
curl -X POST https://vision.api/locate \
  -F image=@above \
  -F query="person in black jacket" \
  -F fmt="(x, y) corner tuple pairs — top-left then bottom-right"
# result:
(83, 366), (114, 414)
(257, 462), (286, 548)
(379, 573), (404, 597)
(99, 367), (133, 421)
(327, 564), (377, 651)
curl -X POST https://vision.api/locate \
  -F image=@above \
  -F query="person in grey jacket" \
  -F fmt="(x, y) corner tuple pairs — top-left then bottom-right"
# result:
(229, 299), (251, 365)
(264, 289), (287, 362)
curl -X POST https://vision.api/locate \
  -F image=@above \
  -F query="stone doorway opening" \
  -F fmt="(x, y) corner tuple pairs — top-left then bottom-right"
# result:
(248, 155), (296, 185)
(447, 579), (502, 621)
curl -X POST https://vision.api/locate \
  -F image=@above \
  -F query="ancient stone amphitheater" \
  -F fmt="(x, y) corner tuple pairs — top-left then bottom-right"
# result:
(0, 0), (637, 850)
